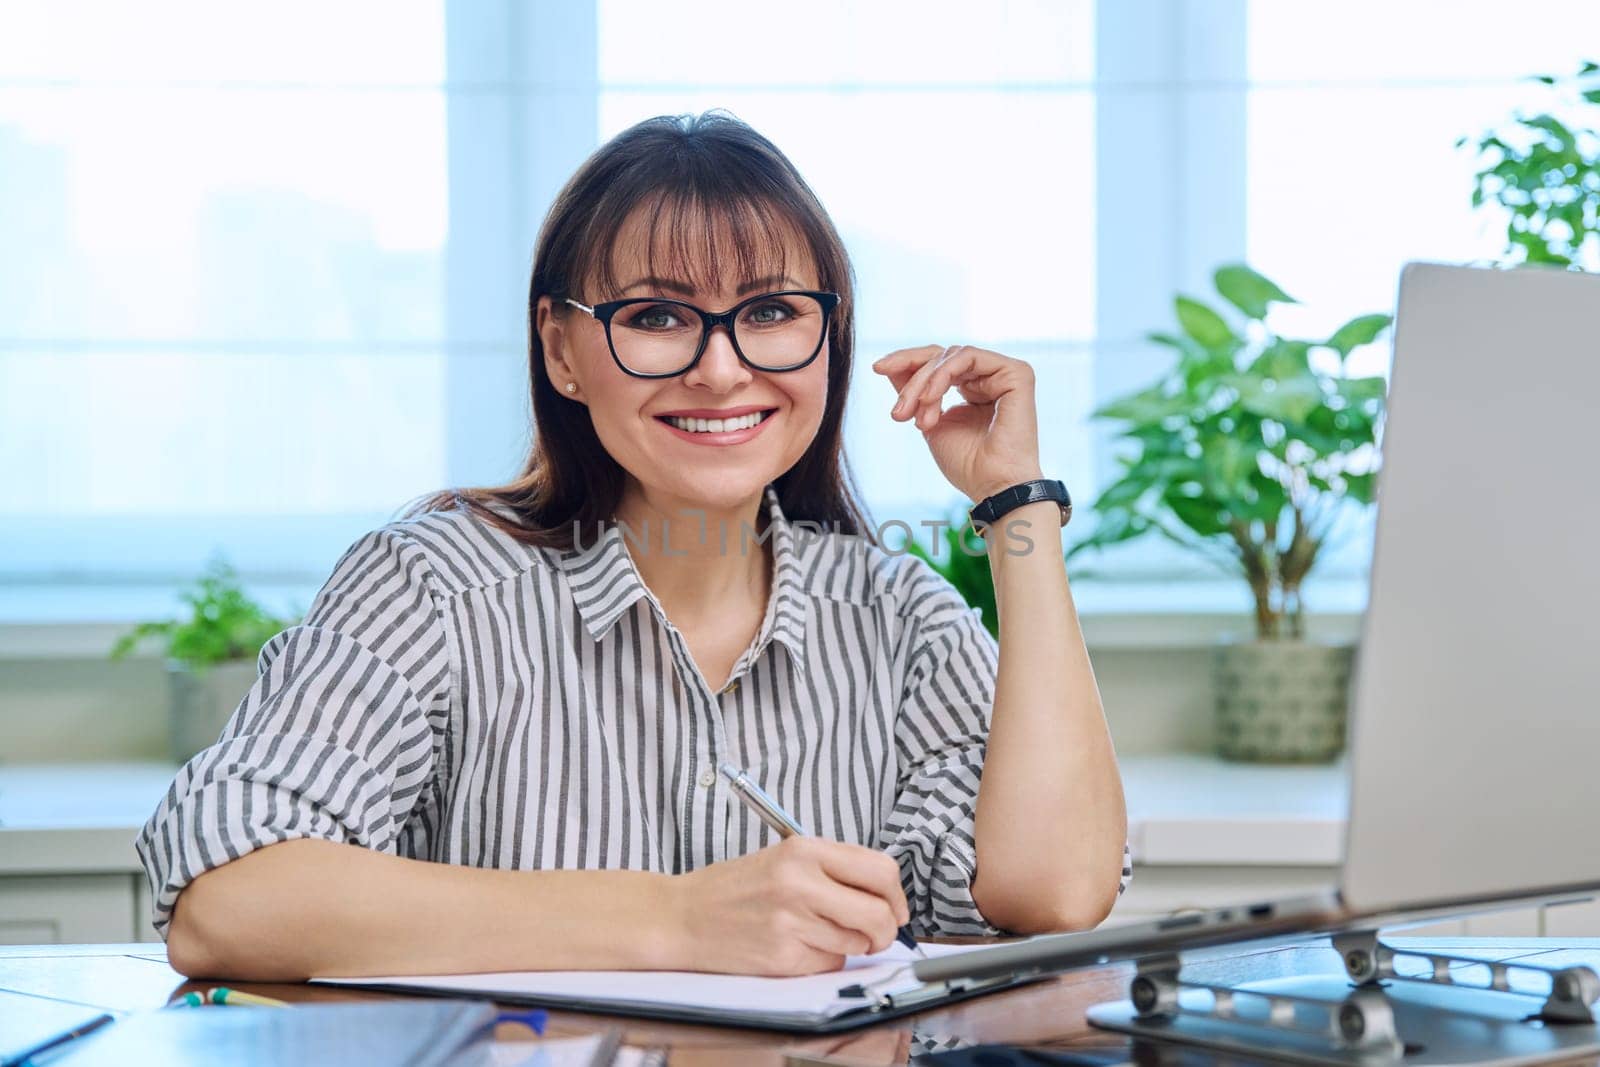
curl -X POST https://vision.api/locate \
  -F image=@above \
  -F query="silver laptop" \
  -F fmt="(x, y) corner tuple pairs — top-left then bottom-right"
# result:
(916, 262), (1600, 985)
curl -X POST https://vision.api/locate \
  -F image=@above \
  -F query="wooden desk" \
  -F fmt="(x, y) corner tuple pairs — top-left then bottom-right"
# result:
(5, 939), (1600, 1065)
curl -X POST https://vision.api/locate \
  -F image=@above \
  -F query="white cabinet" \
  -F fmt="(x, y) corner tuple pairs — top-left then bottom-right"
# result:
(0, 874), (139, 944)
(0, 763), (172, 946)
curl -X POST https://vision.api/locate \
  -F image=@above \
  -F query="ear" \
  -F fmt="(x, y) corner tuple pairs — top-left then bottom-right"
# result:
(536, 295), (583, 401)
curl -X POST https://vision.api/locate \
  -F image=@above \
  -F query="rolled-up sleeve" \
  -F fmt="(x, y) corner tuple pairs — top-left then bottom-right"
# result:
(134, 526), (452, 938)
(877, 556), (1132, 937)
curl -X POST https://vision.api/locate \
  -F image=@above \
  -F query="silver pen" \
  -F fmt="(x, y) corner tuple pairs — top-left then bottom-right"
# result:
(717, 762), (925, 957)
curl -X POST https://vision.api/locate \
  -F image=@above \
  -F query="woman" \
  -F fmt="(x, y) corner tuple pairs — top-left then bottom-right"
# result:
(137, 111), (1130, 982)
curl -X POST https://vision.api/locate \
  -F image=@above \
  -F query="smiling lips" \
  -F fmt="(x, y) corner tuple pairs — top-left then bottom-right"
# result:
(654, 407), (777, 443)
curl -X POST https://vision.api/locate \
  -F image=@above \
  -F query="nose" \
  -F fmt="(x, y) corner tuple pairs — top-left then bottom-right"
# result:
(682, 323), (753, 392)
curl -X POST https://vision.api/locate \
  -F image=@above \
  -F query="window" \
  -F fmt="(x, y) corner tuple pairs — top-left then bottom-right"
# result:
(6, 1), (1596, 619)
(1247, 0), (1600, 345)
(0, 1), (450, 609)
(1242, 0), (1600, 578)
(598, 0), (1098, 526)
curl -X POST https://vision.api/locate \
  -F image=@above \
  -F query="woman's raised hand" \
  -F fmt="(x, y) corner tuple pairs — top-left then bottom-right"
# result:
(872, 344), (1045, 502)
(669, 836), (910, 976)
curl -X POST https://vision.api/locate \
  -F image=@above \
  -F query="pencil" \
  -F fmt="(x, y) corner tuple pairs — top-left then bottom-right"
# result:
(207, 987), (289, 1007)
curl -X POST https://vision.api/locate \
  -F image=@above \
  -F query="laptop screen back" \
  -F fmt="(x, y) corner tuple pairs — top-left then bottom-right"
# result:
(1341, 263), (1600, 913)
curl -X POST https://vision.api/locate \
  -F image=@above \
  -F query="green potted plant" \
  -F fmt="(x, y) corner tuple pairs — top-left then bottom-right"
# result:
(1459, 59), (1600, 269)
(1066, 264), (1391, 762)
(110, 556), (296, 764)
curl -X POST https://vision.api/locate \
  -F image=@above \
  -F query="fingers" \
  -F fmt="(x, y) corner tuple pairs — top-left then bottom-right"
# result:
(871, 345), (941, 398)
(887, 345), (965, 427)
(796, 908), (883, 959)
(873, 345), (1028, 431)
(774, 838), (908, 945)
(870, 344), (943, 375)
(806, 877), (903, 955)
(805, 840), (910, 928)
(908, 346), (981, 429)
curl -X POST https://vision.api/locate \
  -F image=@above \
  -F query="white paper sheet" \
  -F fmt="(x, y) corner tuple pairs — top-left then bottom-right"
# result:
(317, 942), (991, 1025)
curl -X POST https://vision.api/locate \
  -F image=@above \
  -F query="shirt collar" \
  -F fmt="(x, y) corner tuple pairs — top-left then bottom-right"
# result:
(557, 485), (809, 666)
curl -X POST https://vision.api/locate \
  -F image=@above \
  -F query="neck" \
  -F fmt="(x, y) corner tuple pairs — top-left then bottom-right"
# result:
(612, 480), (771, 618)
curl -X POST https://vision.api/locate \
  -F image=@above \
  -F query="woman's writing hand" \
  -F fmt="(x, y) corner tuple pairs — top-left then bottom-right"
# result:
(669, 836), (910, 976)
(872, 344), (1044, 502)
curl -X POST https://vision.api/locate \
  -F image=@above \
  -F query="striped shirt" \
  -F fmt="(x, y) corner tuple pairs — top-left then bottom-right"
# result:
(135, 484), (1130, 940)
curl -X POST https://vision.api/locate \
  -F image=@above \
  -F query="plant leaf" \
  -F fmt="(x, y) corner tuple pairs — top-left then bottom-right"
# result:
(1146, 331), (1208, 362)
(1093, 383), (1195, 423)
(1342, 471), (1378, 506)
(1325, 313), (1394, 358)
(1094, 474), (1152, 510)
(1175, 295), (1238, 350)
(1213, 264), (1296, 319)
(108, 556), (293, 670)
(1523, 114), (1575, 144)
(1065, 508), (1151, 559)
(1335, 375), (1388, 406)
(1227, 373), (1325, 424)
(1237, 470), (1288, 524)
(1250, 339), (1311, 380)
(1164, 488), (1231, 538)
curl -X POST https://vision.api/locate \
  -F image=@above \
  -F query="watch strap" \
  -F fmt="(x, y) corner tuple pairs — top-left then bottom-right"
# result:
(968, 478), (1072, 529)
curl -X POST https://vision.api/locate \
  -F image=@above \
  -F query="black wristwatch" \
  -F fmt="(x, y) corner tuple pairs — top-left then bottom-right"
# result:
(968, 478), (1072, 531)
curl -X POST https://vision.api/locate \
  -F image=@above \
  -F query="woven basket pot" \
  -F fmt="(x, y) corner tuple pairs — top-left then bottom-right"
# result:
(165, 659), (257, 764)
(1212, 639), (1355, 763)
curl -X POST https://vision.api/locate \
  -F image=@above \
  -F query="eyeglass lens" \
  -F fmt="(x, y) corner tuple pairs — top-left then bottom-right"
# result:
(609, 293), (827, 375)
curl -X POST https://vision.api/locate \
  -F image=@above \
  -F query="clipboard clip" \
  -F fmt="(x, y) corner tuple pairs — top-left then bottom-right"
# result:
(835, 965), (989, 1011)
(836, 965), (915, 1008)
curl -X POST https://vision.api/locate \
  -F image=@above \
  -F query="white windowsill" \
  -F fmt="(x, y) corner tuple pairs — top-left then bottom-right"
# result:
(0, 578), (1367, 658)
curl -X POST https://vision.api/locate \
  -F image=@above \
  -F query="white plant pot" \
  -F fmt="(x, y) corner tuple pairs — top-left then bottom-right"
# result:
(165, 659), (257, 765)
(1212, 639), (1354, 763)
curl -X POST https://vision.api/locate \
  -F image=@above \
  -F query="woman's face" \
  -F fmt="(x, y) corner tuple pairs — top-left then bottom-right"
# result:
(543, 210), (831, 515)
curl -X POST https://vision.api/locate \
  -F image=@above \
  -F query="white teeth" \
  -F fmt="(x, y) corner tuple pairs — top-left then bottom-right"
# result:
(666, 411), (768, 433)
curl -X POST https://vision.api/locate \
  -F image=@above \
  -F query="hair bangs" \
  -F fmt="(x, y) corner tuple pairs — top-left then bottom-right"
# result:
(591, 187), (815, 303)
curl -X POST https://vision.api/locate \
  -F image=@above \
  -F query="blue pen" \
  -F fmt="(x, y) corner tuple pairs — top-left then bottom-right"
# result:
(13, 1012), (113, 1066)
(495, 1007), (548, 1034)
(718, 762), (925, 958)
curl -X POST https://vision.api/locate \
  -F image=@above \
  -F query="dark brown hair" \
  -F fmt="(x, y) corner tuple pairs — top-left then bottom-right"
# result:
(406, 110), (874, 550)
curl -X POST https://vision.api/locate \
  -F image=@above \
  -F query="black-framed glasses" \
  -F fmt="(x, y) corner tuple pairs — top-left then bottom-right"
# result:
(563, 289), (840, 379)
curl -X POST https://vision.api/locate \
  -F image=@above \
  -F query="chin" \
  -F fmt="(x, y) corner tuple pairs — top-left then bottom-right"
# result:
(659, 471), (775, 513)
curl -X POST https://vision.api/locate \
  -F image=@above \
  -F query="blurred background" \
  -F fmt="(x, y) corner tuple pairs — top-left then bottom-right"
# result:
(5, 0), (1600, 943)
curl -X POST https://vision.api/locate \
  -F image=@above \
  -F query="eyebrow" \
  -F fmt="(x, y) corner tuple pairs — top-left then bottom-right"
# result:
(617, 274), (804, 299)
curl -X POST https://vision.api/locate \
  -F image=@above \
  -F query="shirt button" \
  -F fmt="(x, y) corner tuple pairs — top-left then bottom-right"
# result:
(721, 680), (739, 694)
(698, 769), (717, 788)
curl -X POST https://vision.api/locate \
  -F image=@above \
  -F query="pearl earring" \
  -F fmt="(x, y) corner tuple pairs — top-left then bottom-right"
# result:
(565, 382), (577, 394)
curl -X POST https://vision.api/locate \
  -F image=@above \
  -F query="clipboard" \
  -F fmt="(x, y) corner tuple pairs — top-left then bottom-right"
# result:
(313, 943), (1049, 1034)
